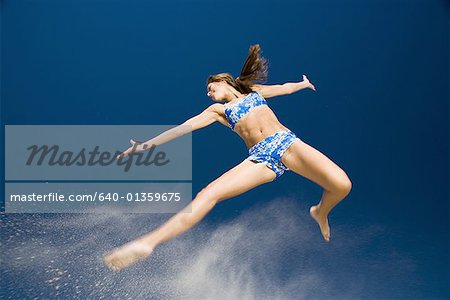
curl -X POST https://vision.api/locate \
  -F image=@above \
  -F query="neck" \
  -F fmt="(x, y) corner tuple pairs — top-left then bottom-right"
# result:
(225, 89), (245, 103)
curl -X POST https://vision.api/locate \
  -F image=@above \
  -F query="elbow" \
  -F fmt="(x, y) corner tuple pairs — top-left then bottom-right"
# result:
(180, 123), (194, 133)
(282, 84), (294, 95)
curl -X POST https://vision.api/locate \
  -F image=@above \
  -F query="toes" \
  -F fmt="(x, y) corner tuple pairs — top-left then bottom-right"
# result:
(103, 253), (123, 271)
(323, 225), (331, 242)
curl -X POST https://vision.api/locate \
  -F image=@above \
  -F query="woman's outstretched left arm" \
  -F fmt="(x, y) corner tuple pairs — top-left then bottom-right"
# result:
(251, 74), (316, 99)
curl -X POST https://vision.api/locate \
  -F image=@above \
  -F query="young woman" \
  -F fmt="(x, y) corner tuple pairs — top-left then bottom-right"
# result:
(104, 44), (352, 271)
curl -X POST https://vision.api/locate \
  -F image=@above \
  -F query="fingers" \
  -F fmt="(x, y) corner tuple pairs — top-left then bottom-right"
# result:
(302, 74), (317, 92)
(117, 148), (133, 160)
(115, 139), (136, 160)
(116, 153), (126, 160)
(116, 138), (141, 160)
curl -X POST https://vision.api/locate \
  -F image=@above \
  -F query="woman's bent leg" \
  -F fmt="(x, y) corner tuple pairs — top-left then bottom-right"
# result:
(281, 140), (352, 241)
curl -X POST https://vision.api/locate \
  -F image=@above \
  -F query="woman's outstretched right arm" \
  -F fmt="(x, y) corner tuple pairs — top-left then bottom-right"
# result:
(251, 74), (316, 99)
(117, 103), (222, 158)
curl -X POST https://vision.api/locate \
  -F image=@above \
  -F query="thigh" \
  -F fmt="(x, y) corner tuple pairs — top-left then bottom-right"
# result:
(199, 159), (276, 202)
(281, 140), (350, 192)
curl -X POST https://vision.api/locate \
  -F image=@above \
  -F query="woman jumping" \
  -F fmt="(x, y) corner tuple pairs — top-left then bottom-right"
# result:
(103, 44), (352, 271)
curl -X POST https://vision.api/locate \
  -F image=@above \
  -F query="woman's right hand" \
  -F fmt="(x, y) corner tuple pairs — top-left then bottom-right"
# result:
(302, 74), (317, 91)
(116, 139), (139, 160)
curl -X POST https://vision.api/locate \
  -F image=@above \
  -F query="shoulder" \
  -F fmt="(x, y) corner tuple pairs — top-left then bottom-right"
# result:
(249, 84), (264, 92)
(203, 103), (225, 119)
(249, 84), (267, 98)
(205, 103), (230, 127)
(249, 83), (287, 99)
(206, 103), (224, 113)
(249, 84), (268, 97)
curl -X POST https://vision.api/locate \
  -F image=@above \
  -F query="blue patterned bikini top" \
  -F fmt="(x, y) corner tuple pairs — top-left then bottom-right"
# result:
(224, 91), (268, 131)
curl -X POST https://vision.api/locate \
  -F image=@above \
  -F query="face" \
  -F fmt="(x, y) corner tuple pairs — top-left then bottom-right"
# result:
(206, 81), (227, 102)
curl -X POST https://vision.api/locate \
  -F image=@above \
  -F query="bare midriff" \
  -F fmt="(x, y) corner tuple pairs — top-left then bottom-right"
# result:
(229, 105), (290, 149)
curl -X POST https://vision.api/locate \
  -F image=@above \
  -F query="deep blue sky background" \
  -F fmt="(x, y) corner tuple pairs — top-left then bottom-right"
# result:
(1, 0), (448, 299)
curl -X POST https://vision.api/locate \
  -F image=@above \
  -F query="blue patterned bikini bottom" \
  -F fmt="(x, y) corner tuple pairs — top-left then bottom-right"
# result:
(246, 130), (302, 179)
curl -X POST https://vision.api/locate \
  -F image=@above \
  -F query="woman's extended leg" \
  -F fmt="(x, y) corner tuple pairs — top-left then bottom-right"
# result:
(281, 140), (352, 242)
(103, 159), (276, 270)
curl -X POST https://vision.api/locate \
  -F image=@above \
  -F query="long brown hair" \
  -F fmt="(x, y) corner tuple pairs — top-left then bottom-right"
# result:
(206, 44), (269, 94)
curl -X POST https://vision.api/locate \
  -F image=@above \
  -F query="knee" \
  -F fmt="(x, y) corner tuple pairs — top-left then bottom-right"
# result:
(196, 185), (220, 204)
(335, 174), (352, 197)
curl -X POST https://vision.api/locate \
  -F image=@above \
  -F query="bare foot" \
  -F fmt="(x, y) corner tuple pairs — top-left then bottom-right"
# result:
(103, 240), (154, 271)
(309, 205), (330, 242)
